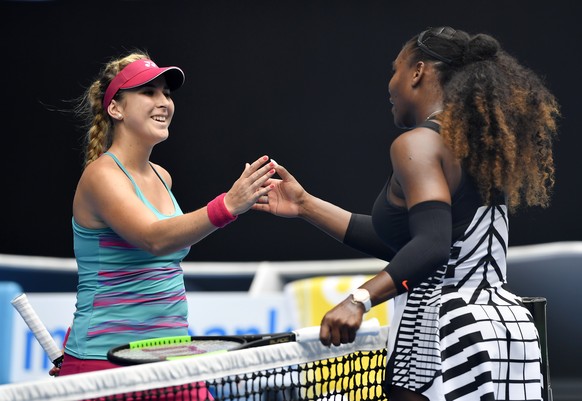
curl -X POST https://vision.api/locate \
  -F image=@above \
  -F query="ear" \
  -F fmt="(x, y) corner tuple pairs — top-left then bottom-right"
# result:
(107, 100), (124, 121)
(411, 61), (426, 87)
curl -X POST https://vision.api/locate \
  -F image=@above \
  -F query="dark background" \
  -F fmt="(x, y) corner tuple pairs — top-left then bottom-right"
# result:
(1, 0), (580, 262)
(1, 1), (581, 396)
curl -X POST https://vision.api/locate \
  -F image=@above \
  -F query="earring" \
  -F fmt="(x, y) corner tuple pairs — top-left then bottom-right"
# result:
(117, 114), (123, 120)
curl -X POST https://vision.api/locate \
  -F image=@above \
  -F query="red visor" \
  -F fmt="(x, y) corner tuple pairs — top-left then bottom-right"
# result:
(103, 59), (185, 109)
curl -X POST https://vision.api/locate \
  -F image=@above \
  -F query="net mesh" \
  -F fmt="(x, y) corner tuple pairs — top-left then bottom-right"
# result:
(0, 327), (389, 401)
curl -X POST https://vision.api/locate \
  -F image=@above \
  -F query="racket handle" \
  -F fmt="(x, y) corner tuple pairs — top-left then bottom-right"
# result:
(294, 317), (380, 342)
(11, 293), (63, 367)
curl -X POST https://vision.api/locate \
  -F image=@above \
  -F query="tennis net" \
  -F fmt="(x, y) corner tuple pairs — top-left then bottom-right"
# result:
(0, 325), (389, 401)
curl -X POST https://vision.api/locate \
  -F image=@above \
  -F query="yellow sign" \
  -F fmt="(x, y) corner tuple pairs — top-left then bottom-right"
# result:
(284, 275), (390, 400)
(284, 275), (390, 328)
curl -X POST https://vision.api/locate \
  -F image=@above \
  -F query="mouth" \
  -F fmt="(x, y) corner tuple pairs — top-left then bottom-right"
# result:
(151, 115), (167, 123)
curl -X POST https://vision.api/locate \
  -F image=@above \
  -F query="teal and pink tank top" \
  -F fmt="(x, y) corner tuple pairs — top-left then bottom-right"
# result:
(65, 152), (191, 360)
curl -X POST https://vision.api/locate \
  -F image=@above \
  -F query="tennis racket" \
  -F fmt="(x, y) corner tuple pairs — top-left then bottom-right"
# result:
(11, 293), (64, 368)
(107, 318), (380, 366)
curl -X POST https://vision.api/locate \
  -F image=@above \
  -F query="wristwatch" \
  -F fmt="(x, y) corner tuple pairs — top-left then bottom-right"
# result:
(350, 288), (371, 312)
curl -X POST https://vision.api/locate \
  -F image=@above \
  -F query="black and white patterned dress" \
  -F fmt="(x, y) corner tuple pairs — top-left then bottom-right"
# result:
(384, 204), (543, 400)
(343, 121), (544, 400)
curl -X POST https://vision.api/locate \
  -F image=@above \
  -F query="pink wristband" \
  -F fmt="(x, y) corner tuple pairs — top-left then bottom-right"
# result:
(207, 193), (238, 228)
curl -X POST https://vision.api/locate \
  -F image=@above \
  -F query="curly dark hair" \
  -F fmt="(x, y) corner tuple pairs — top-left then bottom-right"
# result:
(405, 27), (560, 211)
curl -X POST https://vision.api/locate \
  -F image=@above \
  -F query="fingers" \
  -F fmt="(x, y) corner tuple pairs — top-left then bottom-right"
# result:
(243, 157), (276, 188)
(226, 156), (277, 215)
(320, 324), (332, 346)
(319, 300), (363, 347)
(321, 322), (355, 347)
(243, 155), (270, 178)
(242, 156), (292, 187)
(254, 175), (277, 196)
(256, 195), (269, 204)
(243, 156), (290, 182)
(272, 163), (293, 181)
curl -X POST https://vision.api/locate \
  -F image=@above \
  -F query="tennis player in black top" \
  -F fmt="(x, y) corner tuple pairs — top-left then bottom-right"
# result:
(254, 26), (559, 401)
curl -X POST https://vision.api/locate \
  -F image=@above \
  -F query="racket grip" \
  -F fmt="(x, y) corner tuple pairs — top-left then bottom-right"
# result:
(11, 293), (63, 367)
(294, 317), (380, 342)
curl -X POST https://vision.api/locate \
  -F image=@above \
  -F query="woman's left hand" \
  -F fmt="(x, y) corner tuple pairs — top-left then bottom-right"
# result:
(319, 297), (364, 346)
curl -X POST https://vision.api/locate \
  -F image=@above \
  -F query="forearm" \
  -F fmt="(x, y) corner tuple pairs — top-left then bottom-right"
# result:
(360, 271), (399, 307)
(298, 193), (352, 242)
(139, 207), (219, 256)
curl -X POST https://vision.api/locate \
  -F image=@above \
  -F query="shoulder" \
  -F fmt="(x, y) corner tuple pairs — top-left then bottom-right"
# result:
(390, 126), (444, 163)
(389, 126), (453, 206)
(77, 155), (131, 195)
(150, 162), (173, 188)
(74, 155), (134, 227)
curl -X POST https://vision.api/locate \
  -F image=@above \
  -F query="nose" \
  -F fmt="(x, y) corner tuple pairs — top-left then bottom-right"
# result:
(156, 91), (170, 107)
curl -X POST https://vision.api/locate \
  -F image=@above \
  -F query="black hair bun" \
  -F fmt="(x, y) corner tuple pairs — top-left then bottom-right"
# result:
(463, 34), (500, 64)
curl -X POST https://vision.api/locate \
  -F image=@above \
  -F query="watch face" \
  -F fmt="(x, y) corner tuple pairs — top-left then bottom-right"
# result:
(353, 289), (370, 302)
(351, 289), (371, 312)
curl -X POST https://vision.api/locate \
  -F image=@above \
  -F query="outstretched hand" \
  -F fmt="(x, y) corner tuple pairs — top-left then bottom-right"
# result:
(252, 162), (307, 218)
(224, 155), (276, 216)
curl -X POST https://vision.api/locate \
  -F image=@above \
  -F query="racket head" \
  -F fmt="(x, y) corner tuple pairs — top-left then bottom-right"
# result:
(107, 335), (247, 366)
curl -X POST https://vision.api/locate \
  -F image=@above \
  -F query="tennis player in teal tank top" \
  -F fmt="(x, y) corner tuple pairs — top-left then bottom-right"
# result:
(68, 152), (191, 360)
(58, 51), (277, 389)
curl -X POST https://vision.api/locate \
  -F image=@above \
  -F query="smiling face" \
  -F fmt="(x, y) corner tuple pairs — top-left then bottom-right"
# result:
(113, 76), (175, 145)
(388, 47), (417, 129)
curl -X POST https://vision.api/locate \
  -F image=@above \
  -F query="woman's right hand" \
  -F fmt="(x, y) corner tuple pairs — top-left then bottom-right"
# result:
(224, 156), (277, 216)
(252, 163), (307, 218)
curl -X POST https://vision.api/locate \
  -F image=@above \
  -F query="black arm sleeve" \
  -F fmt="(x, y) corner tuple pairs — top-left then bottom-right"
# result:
(384, 201), (452, 294)
(343, 213), (397, 261)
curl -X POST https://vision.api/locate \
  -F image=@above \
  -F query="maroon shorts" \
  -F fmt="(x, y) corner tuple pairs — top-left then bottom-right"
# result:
(59, 353), (213, 400)
(59, 353), (120, 375)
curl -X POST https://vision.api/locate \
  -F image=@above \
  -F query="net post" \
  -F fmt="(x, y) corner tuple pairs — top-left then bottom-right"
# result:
(522, 296), (552, 401)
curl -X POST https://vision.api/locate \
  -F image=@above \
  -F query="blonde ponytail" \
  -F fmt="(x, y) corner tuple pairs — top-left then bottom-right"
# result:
(77, 51), (150, 167)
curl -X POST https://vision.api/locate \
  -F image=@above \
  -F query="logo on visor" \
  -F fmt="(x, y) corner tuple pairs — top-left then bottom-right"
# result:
(144, 61), (158, 68)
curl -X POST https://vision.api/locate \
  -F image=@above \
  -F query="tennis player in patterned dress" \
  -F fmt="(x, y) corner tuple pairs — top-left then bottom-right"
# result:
(56, 51), (275, 400)
(254, 27), (559, 400)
